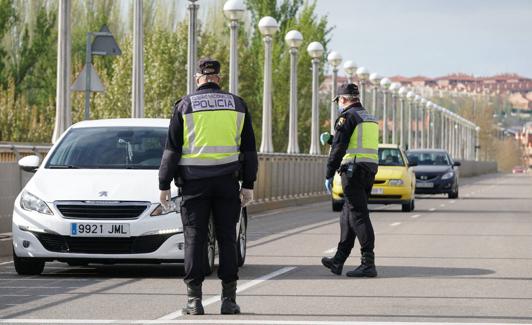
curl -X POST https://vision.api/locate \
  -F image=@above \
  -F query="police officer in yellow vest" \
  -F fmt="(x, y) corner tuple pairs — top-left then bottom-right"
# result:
(322, 83), (379, 277)
(159, 58), (258, 315)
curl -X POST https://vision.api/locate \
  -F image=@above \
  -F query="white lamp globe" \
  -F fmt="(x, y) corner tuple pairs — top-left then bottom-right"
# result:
(258, 16), (279, 36)
(223, 0), (246, 21)
(306, 41), (324, 59)
(285, 30), (303, 48)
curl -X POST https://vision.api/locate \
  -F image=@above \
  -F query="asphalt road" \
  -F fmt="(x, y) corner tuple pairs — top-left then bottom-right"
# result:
(0, 173), (531, 325)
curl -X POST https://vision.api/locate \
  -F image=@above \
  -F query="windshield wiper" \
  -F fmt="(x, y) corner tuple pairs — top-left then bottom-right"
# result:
(48, 165), (80, 169)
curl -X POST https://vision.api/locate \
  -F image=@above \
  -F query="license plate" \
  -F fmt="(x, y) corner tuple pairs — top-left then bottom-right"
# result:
(371, 188), (384, 195)
(417, 182), (434, 188)
(71, 223), (130, 237)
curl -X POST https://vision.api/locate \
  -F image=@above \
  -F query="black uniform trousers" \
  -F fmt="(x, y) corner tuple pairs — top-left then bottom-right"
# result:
(337, 165), (376, 259)
(180, 173), (241, 286)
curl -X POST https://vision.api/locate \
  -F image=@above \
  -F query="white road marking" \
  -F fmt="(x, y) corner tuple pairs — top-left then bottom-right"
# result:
(410, 214), (421, 219)
(157, 266), (296, 320)
(439, 204), (445, 207)
(450, 200), (456, 204)
(323, 247), (336, 254)
(0, 261), (13, 266)
(389, 222), (401, 227)
(429, 208), (436, 211)
(0, 320), (521, 324)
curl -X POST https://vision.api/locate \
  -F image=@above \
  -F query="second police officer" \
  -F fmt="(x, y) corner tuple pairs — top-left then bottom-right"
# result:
(322, 83), (380, 277)
(158, 58), (258, 315)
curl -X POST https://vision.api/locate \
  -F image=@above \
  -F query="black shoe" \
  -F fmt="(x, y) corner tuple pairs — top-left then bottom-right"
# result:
(183, 283), (204, 315)
(346, 252), (377, 278)
(220, 281), (240, 314)
(321, 256), (343, 275)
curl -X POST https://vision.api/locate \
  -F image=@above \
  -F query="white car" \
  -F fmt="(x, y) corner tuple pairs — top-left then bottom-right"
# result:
(12, 118), (248, 275)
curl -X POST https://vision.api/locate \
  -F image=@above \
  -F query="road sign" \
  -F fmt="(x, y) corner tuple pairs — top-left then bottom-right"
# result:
(91, 25), (121, 56)
(71, 64), (105, 92)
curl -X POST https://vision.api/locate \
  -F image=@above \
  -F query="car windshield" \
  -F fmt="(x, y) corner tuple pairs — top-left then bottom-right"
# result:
(46, 127), (167, 169)
(407, 152), (451, 166)
(378, 148), (405, 166)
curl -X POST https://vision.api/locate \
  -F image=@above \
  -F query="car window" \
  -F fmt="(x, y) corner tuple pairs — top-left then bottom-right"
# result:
(378, 148), (405, 166)
(407, 152), (451, 166)
(46, 127), (167, 169)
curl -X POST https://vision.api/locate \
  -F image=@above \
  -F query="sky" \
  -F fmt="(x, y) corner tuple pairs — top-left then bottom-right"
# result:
(314, 0), (532, 79)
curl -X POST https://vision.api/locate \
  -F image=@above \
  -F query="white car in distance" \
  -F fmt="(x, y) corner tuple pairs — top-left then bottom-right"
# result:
(13, 119), (248, 275)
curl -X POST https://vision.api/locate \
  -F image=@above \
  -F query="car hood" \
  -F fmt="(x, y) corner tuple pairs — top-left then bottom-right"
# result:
(376, 167), (405, 180)
(413, 165), (452, 174)
(24, 168), (175, 203)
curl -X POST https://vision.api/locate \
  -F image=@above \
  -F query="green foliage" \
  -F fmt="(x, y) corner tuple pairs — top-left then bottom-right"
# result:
(1, 0), (332, 151)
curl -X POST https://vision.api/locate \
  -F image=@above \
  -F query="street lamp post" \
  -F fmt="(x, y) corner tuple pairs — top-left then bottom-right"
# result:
(398, 87), (408, 148)
(132, 0), (144, 118)
(258, 16), (278, 153)
(52, 0), (71, 143)
(328, 51), (342, 134)
(380, 77), (392, 143)
(187, 0), (199, 94)
(285, 30), (303, 154)
(406, 91), (416, 150)
(356, 67), (370, 107)
(413, 95), (421, 148)
(389, 82), (401, 145)
(307, 41), (324, 155)
(343, 60), (357, 83)
(419, 98), (427, 148)
(369, 73), (382, 117)
(223, 0), (245, 95)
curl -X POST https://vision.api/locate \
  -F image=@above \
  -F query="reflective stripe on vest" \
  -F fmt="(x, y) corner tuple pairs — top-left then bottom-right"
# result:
(179, 93), (244, 166)
(342, 111), (379, 165)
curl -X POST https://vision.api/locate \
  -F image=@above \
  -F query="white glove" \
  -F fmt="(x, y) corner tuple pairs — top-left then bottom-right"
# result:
(240, 188), (254, 207)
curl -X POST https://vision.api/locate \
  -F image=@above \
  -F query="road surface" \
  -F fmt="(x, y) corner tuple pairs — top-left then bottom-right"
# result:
(0, 173), (531, 324)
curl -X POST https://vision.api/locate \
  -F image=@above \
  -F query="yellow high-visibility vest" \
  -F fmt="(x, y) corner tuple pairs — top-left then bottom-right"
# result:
(342, 110), (379, 165)
(179, 92), (244, 166)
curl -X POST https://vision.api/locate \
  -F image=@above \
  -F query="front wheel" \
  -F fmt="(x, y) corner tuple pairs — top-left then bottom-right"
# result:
(13, 249), (45, 276)
(237, 208), (247, 267)
(448, 187), (459, 199)
(402, 200), (415, 212)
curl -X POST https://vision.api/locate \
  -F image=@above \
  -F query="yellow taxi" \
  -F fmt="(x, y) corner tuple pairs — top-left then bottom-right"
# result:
(331, 144), (416, 212)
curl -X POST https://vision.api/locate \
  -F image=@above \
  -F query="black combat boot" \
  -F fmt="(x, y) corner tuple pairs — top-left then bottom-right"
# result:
(183, 283), (204, 315)
(346, 252), (377, 278)
(220, 281), (240, 314)
(321, 250), (347, 275)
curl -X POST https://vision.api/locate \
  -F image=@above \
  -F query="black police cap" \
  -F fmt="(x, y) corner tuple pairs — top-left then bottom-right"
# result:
(196, 58), (220, 75)
(333, 83), (360, 102)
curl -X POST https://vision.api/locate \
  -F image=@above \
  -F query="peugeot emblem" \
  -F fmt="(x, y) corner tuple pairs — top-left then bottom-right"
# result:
(421, 176), (428, 180)
(98, 191), (108, 197)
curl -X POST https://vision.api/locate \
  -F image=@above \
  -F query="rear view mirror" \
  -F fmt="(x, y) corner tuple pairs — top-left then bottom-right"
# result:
(453, 161), (461, 167)
(18, 155), (41, 173)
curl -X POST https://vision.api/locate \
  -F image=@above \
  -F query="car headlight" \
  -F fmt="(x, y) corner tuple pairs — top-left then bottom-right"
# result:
(151, 197), (179, 216)
(441, 171), (454, 180)
(388, 179), (404, 186)
(20, 191), (53, 215)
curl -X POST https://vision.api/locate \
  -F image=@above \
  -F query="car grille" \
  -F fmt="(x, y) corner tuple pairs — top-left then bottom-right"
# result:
(415, 174), (440, 181)
(33, 232), (173, 254)
(56, 203), (149, 220)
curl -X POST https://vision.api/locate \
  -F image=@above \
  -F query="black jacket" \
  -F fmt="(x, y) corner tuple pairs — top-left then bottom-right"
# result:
(158, 83), (258, 190)
(326, 102), (378, 179)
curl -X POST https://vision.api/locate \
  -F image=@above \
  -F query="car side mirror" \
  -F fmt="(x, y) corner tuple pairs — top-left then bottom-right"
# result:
(18, 155), (41, 173)
(453, 161), (461, 167)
